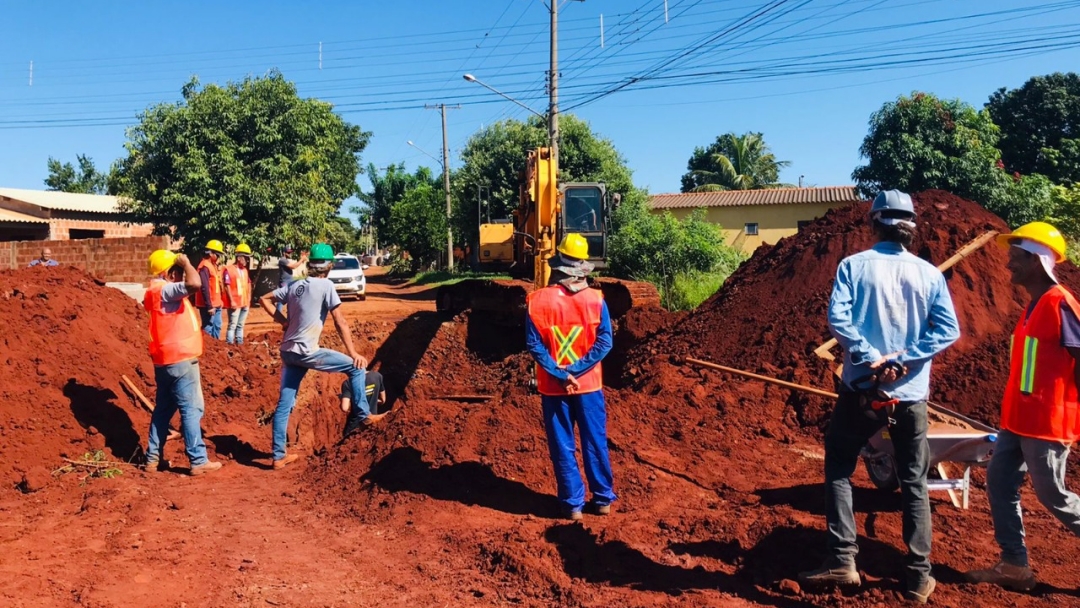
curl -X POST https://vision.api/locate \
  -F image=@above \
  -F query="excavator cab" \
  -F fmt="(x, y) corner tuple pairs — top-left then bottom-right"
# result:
(560, 183), (607, 265)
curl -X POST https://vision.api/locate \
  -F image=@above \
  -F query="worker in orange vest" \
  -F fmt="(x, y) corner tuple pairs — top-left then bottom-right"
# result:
(223, 243), (254, 345)
(967, 222), (1080, 590)
(142, 250), (223, 476)
(525, 233), (615, 521)
(195, 240), (225, 340)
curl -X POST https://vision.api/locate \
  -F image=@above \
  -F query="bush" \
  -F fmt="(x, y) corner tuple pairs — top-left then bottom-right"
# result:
(644, 269), (729, 311)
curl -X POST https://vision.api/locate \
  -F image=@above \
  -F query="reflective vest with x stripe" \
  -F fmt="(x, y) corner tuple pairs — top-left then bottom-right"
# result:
(526, 284), (605, 396)
(1002, 284), (1080, 443)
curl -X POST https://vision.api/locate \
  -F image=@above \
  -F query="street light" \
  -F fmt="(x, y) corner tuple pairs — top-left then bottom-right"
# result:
(462, 73), (546, 120)
(406, 140), (442, 167)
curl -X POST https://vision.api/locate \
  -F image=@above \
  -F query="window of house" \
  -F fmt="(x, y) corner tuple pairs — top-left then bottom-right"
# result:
(797, 220), (812, 231)
(69, 229), (105, 240)
(744, 223), (759, 236)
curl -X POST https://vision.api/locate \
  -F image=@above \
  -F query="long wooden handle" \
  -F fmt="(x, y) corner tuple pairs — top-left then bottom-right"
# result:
(813, 230), (999, 360)
(685, 357), (838, 399)
(121, 374), (155, 414)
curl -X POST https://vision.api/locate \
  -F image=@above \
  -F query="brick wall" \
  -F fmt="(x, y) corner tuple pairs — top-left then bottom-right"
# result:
(48, 218), (155, 240)
(2, 235), (170, 284)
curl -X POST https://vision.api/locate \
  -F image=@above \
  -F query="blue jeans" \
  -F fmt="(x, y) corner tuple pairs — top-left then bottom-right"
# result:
(824, 393), (931, 587)
(226, 307), (249, 344)
(200, 307), (222, 340)
(273, 349), (366, 461)
(542, 390), (616, 513)
(146, 359), (208, 466)
(988, 429), (1080, 567)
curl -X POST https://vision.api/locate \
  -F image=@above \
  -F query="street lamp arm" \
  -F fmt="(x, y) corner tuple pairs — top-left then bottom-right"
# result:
(462, 73), (546, 120)
(406, 140), (444, 168)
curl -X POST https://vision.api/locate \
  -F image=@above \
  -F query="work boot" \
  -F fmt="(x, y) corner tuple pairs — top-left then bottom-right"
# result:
(273, 454), (300, 470)
(904, 576), (936, 604)
(568, 510), (584, 522)
(190, 461), (222, 477)
(965, 560), (1036, 591)
(144, 459), (164, 474)
(798, 557), (861, 587)
(589, 501), (612, 515)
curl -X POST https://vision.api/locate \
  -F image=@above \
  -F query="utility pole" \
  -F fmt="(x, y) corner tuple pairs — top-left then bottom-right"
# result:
(549, 1), (559, 169)
(424, 103), (461, 270)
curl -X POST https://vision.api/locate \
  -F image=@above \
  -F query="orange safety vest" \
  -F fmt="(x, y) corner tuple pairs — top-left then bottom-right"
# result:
(526, 285), (605, 396)
(222, 264), (251, 309)
(1001, 285), (1080, 443)
(194, 259), (223, 308)
(144, 279), (203, 366)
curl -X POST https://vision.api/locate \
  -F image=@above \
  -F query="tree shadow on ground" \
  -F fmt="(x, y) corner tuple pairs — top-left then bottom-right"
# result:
(362, 446), (558, 517)
(756, 482), (902, 515)
(207, 434), (272, 469)
(369, 312), (443, 409)
(64, 379), (142, 461)
(545, 524), (818, 607)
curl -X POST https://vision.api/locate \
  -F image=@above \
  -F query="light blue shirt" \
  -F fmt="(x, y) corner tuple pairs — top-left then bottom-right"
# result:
(272, 277), (341, 356)
(828, 242), (960, 402)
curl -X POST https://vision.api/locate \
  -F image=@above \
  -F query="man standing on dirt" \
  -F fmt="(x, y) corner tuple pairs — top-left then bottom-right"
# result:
(195, 240), (225, 340)
(223, 243), (254, 345)
(525, 233), (616, 521)
(340, 369), (386, 438)
(966, 222), (1080, 591)
(259, 243), (383, 470)
(799, 190), (959, 604)
(142, 249), (223, 476)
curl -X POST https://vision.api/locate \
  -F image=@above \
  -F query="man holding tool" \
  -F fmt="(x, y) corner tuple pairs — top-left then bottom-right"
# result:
(798, 190), (960, 604)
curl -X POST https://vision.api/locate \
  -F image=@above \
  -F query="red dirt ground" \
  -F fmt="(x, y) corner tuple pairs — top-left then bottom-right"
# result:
(4, 196), (1080, 608)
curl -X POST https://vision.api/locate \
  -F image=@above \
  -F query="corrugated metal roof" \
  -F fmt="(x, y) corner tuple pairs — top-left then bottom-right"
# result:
(649, 186), (861, 210)
(0, 207), (49, 223)
(0, 187), (123, 214)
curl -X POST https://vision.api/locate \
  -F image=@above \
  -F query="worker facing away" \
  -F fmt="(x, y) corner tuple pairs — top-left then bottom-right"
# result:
(195, 239), (225, 340)
(799, 190), (960, 604)
(966, 222), (1080, 591)
(142, 250), (223, 476)
(222, 243), (254, 345)
(340, 369), (386, 438)
(525, 233), (616, 521)
(259, 243), (383, 470)
(276, 246), (308, 315)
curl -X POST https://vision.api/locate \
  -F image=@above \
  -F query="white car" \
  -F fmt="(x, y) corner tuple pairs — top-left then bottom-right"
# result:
(328, 253), (367, 300)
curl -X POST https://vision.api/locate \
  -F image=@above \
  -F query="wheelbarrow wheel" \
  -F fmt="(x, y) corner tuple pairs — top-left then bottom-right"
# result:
(863, 452), (899, 491)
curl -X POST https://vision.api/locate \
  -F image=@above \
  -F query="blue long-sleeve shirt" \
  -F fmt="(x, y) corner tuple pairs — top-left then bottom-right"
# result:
(828, 241), (961, 402)
(525, 298), (613, 382)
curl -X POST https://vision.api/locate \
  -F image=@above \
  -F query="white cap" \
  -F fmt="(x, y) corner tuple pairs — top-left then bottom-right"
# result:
(1013, 239), (1058, 284)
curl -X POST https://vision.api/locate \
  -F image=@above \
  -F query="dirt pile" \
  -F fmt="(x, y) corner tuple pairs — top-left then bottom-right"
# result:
(0, 266), (290, 491)
(630, 190), (1080, 427)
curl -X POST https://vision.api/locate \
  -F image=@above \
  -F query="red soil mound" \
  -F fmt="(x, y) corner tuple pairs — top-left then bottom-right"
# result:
(632, 190), (1080, 427)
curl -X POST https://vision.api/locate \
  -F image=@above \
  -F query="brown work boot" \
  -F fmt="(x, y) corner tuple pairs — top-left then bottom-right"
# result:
(798, 557), (861, 587)
(966, 560), (1036, 591)
(589, 501), (612, 515)
(568, 510), (584, 522)
(190, 461), (222, 477)
(144, 459), (164, 474)
(904, 576), (936, 604)
(273, 454), (301, 470)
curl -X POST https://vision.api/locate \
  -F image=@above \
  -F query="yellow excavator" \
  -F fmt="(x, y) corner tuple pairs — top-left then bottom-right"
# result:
(436, 147), (660, 321)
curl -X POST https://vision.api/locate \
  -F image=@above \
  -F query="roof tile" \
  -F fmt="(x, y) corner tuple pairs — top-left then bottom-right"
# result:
(649, 186), (861, 209)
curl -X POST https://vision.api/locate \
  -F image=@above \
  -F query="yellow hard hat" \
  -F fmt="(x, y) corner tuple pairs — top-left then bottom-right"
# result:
(557, 233), (590, 260)
(205, 239), (225, 254)
(148, 250), (178, 276)
(997, 221), (1067, 263)
(235, 243), (252, 256)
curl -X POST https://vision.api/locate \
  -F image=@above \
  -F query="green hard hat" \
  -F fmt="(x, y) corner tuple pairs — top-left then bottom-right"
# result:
(309, 243), (334, 261)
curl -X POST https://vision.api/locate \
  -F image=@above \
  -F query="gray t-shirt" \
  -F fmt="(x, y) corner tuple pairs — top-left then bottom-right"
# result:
(278, 257), (295, 286)
(273, 277), (341, 355)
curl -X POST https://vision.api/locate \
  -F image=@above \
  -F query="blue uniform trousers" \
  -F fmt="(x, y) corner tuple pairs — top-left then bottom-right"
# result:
(542, 390), (616, 513)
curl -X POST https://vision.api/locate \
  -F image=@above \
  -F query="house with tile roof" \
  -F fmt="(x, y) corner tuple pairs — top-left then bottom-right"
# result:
(0, 188), (153, 242)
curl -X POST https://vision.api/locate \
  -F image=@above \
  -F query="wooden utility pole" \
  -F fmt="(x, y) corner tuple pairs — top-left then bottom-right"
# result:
(424, 103), (461, 270)
(549, 1), (559, 169)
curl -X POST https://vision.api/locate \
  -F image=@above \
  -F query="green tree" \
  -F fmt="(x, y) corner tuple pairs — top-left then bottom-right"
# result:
(987, 73), (1080, 184)
(680, 132), (790, 192)
(112, 73), (370, 255)
(44, 154), (110, 194)
(352, 163), (437, 246)
(386, 183), (447, 272)
(452, 114), (646, 246)
(852, 92), (1011, 207)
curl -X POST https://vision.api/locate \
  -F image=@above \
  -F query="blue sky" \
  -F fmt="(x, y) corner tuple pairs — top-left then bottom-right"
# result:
(2, 0), (1079, 214)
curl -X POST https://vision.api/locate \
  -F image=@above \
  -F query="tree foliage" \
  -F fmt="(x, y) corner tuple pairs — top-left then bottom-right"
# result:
(386, 183), (447, 272)
(852, 92), (1010, 206)
(680, 132), (790, 192)
(352, 163), (437, 246)
(44, 154), (110, 194)
(987, 73), (1080, 184)
(452, 114), (646, 245)
(112, 73), (370, 255)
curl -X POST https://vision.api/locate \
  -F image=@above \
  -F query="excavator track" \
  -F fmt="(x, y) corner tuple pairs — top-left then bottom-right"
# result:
(436, 277), (660, 323)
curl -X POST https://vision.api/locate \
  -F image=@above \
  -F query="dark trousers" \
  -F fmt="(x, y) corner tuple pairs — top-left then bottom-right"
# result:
(824, 392), (931, 586)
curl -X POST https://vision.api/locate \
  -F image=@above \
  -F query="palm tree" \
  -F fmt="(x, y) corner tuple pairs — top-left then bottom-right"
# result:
(681, 132), (791, 193)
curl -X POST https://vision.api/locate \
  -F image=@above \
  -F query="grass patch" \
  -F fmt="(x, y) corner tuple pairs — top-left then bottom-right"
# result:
(642, 269), (732, 312)
(409, 270), (512, 287)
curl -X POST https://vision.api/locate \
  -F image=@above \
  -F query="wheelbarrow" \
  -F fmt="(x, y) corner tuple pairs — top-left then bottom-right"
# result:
(861, 401), (998, 509)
